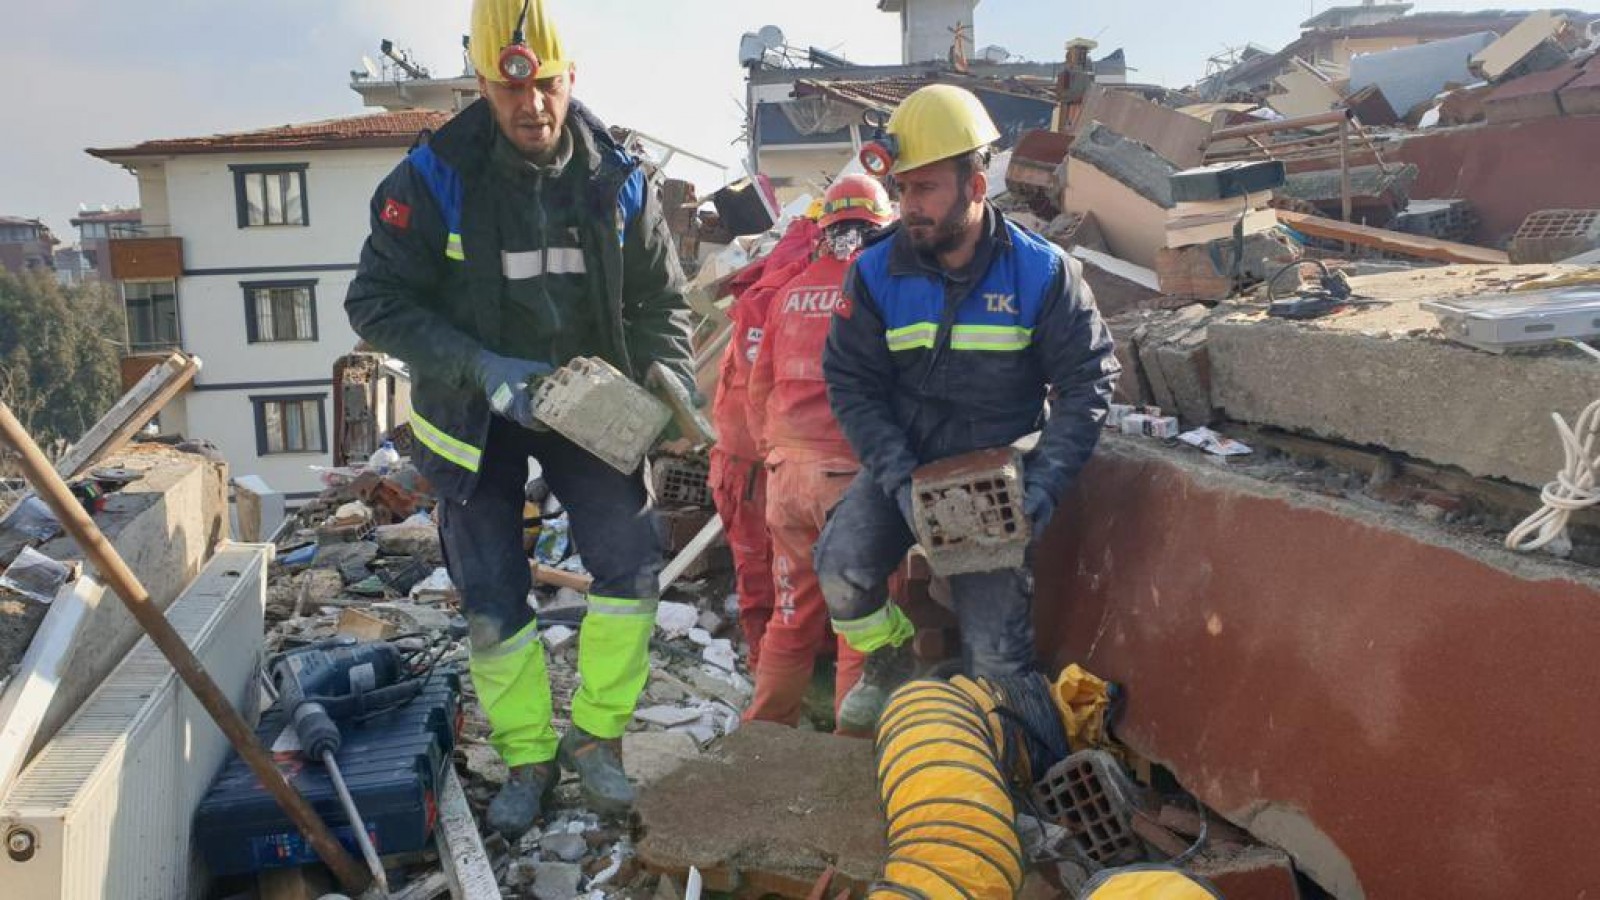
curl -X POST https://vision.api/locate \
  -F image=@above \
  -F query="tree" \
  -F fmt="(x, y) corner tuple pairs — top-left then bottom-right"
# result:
(0, 270), (125, 457)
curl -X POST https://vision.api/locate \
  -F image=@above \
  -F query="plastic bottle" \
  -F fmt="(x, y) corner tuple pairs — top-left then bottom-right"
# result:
(368, 439), (400, 474)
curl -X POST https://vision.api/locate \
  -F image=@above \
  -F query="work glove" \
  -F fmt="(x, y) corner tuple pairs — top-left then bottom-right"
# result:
(476, 350), (554, 430)
(1024, 482), (1057, 543)
(894, 482), (918, 535)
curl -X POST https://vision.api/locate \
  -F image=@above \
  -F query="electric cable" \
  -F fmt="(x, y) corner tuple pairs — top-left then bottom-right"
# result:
(1507, 339), (1600, 552)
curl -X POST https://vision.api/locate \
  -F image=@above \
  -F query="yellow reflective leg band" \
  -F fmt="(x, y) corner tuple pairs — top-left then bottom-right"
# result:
(469, 619), (558, 766)
(833, 602), (915, 655)
(571, 594), (658, 740)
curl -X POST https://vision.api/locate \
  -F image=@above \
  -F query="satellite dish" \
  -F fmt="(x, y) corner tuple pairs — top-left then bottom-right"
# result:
(981, 45), (1011, 63)
(758, 25), (786, 50)
(362, 55), (380, 78)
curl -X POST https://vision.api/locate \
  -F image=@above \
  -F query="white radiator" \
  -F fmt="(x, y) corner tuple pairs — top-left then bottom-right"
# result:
(0, 543), (268, 900)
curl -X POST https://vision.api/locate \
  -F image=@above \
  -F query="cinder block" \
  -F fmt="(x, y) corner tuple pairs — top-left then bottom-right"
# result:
(1032, 750), (1145, 867)
(1509, 209), (1600, 264)
(652, 455), (712, 508)
(532, 357), (671, 475)
(911, 448), (1028, 577)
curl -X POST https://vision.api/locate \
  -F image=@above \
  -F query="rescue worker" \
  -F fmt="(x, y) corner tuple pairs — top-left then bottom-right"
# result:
(709, 212), (820, 671)
(817, 85), (1119, 733)
(742, 175), (896, 727)
(344, 0), (694, 837)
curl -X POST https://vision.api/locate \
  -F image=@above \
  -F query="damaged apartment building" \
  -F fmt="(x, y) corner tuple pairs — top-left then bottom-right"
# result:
(2, 2), (1600, 899)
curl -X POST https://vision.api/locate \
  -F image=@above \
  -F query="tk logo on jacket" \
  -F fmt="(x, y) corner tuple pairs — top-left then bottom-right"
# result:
(984, 293), (1018, 315)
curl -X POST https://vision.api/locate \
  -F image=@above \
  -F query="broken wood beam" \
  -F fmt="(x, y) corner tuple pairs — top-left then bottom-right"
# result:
(436, 766), (502, 900)
(659, 516), (724, 591)
(530, 560), (595, 594)
(1276, 210), (1510, 265)
(55, 351), (200, 480)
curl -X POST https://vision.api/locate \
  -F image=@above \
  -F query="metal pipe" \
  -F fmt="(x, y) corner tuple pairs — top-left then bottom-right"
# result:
(324, 749), (389, 894)
(0, 401), (373, 896)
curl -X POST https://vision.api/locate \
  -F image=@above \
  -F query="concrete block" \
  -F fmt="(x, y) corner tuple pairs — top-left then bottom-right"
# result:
(25, 445), (226, 753)
(1136, 308), (1216, 428)
(1208, 317), (1600, 488)
(1509, 209), (1600, 264)
(652, 455), (712, 508)
(635, 722), (885, 896)
(532, 357), (671, 475)
(1035, 435), (1600, 898)
(1155, 231), (1300, 301)
(911, 448), (1028, 577)
(1069, 122), (1178, 209)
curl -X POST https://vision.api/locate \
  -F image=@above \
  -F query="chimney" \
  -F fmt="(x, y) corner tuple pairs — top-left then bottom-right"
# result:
(882, 0), (980, 65)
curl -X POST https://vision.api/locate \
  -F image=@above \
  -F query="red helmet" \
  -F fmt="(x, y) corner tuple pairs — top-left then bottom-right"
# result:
(819, 174), (894, 230)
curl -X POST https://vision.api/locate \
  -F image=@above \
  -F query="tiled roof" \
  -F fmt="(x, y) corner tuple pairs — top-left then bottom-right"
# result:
(88, 109), (454, 159)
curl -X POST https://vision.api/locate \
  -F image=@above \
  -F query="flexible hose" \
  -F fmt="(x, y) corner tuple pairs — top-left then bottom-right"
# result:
(870, 678), (1030, 900)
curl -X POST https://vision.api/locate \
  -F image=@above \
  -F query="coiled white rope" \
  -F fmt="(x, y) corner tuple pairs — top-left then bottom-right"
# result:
(1507, 341), (1600, 552)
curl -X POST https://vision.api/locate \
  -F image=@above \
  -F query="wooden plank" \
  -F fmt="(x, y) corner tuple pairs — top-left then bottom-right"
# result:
(55, 352), (200, 479)
(530, 561), (595, 594)
(436, 766), (502, 900)
(0, 574), (100, 798)
(659, 516), (725, 591)
(1276, 210), (1510, 265)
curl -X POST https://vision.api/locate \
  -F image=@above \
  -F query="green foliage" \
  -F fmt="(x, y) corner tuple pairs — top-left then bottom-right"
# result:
(0, 270), (125, 453)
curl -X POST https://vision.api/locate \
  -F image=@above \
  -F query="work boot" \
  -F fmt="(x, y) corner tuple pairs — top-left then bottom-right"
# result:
(836, 641), (917, 735)
(486, 761), (557, 840)
(557, 727), (636, 816)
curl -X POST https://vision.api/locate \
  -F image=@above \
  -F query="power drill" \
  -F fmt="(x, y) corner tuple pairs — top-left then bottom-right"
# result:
(268, 638), (426, 892)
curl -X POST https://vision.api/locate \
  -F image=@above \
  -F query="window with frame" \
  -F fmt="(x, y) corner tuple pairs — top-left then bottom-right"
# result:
(253, 395), (326, 456)
(123, 280), (181, 351)
(243, 280), (318, 343)
(231, 164), (309, 228)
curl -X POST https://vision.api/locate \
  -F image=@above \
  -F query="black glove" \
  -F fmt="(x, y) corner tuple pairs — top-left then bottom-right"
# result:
(476, 351), (554, 429)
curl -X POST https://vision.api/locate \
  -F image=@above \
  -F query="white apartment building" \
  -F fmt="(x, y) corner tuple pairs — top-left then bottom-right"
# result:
(89, 110), (449, 502)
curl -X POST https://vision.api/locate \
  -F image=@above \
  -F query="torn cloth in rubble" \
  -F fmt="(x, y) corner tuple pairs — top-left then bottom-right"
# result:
(1054, 663), (1122, 754)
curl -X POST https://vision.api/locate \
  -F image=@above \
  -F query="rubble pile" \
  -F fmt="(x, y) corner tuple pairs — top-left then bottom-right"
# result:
(262, 451), (746, 896)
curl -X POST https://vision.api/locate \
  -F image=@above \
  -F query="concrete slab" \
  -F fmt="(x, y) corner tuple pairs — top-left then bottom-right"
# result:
(635, 722), (886, 897)
(1208, 265), (1600, 488)
(23, 444), (227, 753)
(1035, 435), (1600, 899)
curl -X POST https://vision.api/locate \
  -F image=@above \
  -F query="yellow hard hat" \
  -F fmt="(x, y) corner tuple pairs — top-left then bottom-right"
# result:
(875, 84), (1001, 176)
(471, 0), (572, 83)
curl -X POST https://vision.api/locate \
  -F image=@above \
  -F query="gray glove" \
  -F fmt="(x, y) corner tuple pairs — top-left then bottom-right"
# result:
(1024, 482), (1056, 542)
(476, 350), (554, 429)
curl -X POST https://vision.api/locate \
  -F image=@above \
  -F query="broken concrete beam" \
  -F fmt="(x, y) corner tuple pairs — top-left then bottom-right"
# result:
(1076, 87), (1214, 169)
(1208, 313), (1600, 489)
(1037, 434), (1600, 898)
(1170, 161), (1286, 204)
(1069, 122), (1178, 209)
(1136, 305), (1216, 428)
(20, 444), (227, 755)
(1484, 61), (1586, 125)
(1279, 163), (1417, 227)
(636, 722), (885, 897)
(1190, 846), (1303, 900)
(911, 448), (1028, 577)
(1557, 58), (1600, 117)
(532, 357), (671, 475)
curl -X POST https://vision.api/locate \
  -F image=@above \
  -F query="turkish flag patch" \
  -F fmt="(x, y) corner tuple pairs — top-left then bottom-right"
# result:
(381, 198), (412, 230)
(834, 295), (853, 320)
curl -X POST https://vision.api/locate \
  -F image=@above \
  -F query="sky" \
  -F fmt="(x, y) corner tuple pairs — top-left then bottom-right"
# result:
(3, 0), (1598, 241)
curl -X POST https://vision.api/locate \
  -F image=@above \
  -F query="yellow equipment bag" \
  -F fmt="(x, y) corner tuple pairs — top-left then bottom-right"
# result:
(1054, 664), (1114, 752)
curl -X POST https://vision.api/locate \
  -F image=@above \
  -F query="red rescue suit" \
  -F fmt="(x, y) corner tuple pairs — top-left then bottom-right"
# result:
(709, 218), (818, 668)
(743, 251), (867, 728)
